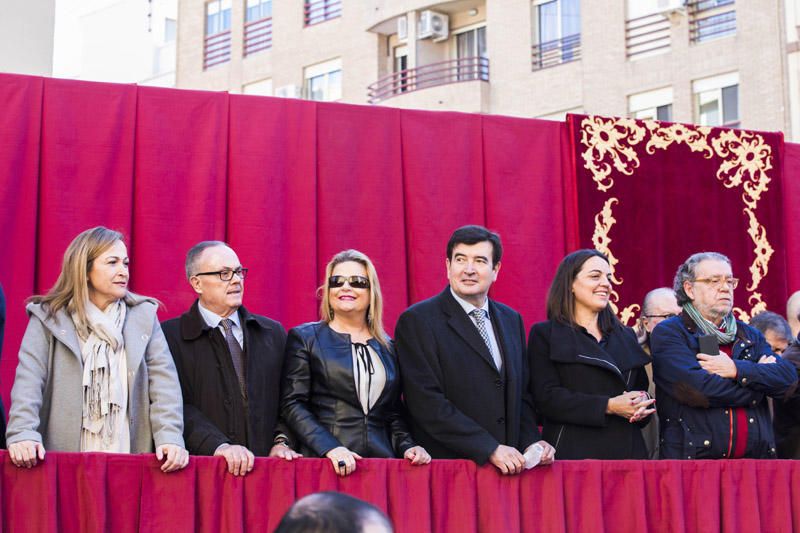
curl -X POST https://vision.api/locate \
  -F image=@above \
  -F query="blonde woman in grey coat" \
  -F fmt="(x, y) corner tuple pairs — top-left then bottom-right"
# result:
(6, 226), (188, 472)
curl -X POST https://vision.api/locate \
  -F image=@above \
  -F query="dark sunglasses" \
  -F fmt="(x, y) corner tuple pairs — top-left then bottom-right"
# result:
(329, 275), (371, 289)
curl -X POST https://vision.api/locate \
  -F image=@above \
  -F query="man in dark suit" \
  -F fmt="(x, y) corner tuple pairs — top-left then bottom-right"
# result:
(395, 225), (554, 474)
(162, 241), (300, 476)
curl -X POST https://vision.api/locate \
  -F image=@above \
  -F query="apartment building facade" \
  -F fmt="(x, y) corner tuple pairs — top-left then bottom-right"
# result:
(176, 0), (800, 139)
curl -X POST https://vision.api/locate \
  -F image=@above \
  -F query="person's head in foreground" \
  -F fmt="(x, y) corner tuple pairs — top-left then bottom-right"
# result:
(274, 491), (393, 533)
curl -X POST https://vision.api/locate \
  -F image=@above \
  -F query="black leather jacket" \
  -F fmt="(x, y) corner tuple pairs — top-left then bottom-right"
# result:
(281, 321), (415, 458)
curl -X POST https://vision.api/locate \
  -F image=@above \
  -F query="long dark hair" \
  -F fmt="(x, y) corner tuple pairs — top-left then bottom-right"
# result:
(546, 249), (620, 333)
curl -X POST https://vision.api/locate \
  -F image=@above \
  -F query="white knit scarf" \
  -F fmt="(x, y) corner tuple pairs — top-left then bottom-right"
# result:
(74, 299), (127, 448)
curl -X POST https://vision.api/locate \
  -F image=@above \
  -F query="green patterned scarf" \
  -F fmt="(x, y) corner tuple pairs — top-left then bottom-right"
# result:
(683, 302), (737, 345)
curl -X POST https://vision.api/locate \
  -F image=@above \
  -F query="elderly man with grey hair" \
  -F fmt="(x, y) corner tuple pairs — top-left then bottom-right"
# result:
(161, 241), (301, 476)
(651, 252), (797, 459)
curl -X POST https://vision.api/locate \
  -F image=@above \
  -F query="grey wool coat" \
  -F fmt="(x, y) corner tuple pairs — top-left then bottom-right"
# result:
(6, 296), (185, 452)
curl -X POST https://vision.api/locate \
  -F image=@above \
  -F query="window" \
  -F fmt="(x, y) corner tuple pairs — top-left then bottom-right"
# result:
(244, 0), (273, 55)
(206, 0), (231, 36)
(532, 0), (581, 69)
(243, 79), (273, 96)
(246, 0), (272, 22)
(393, 46), (409, 93)
(629, 87), (673, 121)
(164, 18), (177, 42)
(304, 58), (342, 102)
(689, 0), (736, 43)
(304, 0), (342, 26)
(204, 0), (232, 69)
(693, 72), (739, 127)
(456, 26), (488, 81)
(625, 1), (671, 59)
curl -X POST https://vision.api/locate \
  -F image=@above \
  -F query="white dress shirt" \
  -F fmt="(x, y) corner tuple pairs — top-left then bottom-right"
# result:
(198, 302), (244, 349)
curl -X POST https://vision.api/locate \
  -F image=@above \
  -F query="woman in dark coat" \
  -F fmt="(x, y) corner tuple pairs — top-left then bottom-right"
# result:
(281, 249), (430, 476)
(529, 249), (655, 459)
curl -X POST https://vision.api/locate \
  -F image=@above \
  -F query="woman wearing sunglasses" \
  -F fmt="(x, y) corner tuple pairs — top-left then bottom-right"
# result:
(281, 249), (430, 475)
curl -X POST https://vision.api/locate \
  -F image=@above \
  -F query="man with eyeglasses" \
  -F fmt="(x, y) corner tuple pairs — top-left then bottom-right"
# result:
(162, 241), (301, 476)
(636, 287), (682, 353)
(651, 252), (797, 459)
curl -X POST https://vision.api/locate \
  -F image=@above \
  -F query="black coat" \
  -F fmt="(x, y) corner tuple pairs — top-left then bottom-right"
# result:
(395, 287), (540, 464)
(529, 320), (652, 460)
(162, 301), (287, 456)
(280, 321), (415, 458)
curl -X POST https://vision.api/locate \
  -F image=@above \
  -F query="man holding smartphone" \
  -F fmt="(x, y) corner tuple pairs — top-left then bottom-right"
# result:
(650, 252), (797, 459)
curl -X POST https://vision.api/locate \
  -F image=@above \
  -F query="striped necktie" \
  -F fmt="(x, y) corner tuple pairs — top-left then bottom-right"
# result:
(220, 318), (247, 398)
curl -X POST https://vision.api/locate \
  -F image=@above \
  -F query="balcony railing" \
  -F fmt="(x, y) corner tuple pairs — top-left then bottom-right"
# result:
(626, 13), (671, 59)
(244, 17), (273, 56)
(204, 30), (231, 69)
(367, 57), (489, 104)
(531, 34), (581, 71)
(304, 0), (341, 26)
(688, 0), (736, 43)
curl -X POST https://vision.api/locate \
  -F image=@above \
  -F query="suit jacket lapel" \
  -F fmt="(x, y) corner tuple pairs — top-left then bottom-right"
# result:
(440, 288), (499, 373)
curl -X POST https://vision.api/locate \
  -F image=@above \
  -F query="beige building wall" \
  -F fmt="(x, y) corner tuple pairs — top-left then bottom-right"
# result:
(177, 0), (381, 98)
(0, 0), (55, 76)
(176, 0), (798, 139)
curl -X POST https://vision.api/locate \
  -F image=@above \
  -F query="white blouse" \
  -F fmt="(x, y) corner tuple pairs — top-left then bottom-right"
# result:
(351, 343), (387, 414)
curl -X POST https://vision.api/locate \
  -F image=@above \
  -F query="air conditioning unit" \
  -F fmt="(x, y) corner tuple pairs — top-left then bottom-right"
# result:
(397, 15), (408, 42)
(418, 10), (449, 42)
(656, 0), (686, 15)
(275, 84), (301, 99)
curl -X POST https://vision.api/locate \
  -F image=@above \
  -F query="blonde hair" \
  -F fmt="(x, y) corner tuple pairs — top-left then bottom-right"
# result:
(319, 249), (389, 348)
(28, 226), (146, 333)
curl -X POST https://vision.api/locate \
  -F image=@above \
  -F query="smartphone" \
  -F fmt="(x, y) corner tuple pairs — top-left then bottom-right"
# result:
(698, 334), (720, 355)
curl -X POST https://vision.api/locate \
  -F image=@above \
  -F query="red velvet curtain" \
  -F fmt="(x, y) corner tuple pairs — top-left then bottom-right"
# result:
(0, 75), (42, 404)
(3, 453), (800, 533)
(567, 114), (788, 324)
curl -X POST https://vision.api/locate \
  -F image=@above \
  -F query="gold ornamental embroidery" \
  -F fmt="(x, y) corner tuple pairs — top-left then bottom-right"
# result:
(591, 198), (623, 284)
(644, 122), (714, 157)
(580, 117), (646, 192)
(712, 130), (772, 210)
(743, 208), (774, 291)
(733, 292), (768, 323)
(578, 116), (775, 322)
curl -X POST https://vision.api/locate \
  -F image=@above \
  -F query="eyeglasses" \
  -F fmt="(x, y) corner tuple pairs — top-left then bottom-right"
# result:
(329, 275), (370, 289)
(193, 267), (248, 281)
(645, 313), (677, 320)
(693, 277), (739, 289)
